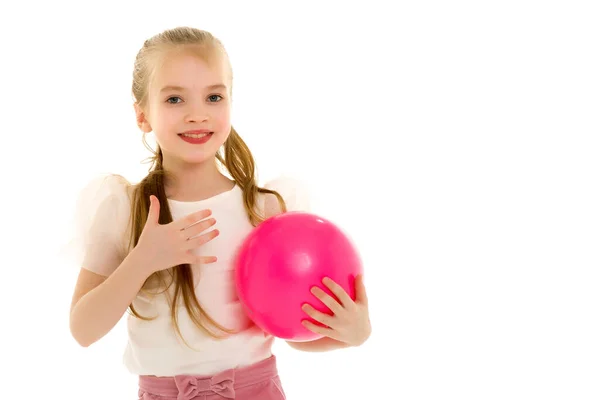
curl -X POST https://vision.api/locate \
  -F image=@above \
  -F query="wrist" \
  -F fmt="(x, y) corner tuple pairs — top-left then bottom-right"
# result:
(126, 247), (155, 280)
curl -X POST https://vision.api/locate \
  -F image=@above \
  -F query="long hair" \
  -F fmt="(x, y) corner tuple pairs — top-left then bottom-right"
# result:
(127, 26), (286, 345)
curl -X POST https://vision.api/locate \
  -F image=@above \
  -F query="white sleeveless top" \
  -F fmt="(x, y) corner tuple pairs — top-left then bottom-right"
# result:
(68, 174), (310, 377)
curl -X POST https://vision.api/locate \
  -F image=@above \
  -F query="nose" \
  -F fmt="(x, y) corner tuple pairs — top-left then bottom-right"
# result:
(184, 102), (209, 123)
(185, 112), (209, 123)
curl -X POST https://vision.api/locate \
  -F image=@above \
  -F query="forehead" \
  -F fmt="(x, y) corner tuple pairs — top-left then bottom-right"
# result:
(150, 51), (229, 93)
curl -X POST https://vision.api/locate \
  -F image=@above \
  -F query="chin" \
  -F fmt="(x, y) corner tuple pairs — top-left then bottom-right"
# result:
(163, 132), (229, 163)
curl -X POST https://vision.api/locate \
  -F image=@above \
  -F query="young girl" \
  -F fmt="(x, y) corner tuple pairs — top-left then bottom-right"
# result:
(69, 26), (371, 400)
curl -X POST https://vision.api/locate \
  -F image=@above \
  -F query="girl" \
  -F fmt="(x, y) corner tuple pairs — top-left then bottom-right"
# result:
(69, 26), (371, 400)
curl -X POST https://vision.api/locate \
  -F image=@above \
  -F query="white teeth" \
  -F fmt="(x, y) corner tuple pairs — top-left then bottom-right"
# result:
(182, 133), (210, 138)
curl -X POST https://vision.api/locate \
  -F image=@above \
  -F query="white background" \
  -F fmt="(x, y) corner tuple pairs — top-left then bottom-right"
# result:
(1, 1), (599, 399)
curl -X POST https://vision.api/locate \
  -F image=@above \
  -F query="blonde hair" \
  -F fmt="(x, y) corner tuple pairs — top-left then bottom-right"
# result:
(127, 27), (286, 345)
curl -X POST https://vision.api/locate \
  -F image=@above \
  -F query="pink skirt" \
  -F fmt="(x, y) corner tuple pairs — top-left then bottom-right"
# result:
(137, 355), (286, 400)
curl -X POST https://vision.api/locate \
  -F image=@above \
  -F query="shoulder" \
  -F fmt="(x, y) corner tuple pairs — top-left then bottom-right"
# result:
(75, 173), (132, 216)
(261, 175), (311, 218)
(61, 173), (134, 272)
(78, 173), (131, 202)
(73, 173), (133, 242)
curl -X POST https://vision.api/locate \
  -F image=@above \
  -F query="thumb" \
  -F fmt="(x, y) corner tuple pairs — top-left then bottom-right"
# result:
(355, 274), (368, 305)
(147, 195), (160, 225)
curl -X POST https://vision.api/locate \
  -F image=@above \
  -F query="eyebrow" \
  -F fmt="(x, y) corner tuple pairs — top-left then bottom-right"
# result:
(159, 84), (227, 93)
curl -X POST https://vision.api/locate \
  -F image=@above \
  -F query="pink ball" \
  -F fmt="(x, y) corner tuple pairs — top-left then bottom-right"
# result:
(234, 212), (363, 342)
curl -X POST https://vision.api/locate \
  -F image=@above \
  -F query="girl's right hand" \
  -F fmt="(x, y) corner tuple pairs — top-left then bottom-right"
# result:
(136, 195), (219, 274)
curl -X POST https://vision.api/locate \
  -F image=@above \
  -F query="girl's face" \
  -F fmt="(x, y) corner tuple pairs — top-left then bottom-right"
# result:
(136, 51), (232, 166)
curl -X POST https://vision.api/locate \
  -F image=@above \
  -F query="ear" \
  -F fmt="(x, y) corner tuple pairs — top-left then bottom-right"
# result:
(133, 103), (152, 133)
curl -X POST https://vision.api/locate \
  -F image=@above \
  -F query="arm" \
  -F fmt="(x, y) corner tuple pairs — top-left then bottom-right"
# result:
(69, 248), (150, 347)
(262, 182), (371, 352)
(286, 337), (351, 352)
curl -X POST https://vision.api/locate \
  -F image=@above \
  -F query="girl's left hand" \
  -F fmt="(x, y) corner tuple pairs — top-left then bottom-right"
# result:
(301, 274), (371, 346)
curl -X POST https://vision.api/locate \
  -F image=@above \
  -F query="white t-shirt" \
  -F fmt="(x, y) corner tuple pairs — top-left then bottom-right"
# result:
(70, 174), (310, 377)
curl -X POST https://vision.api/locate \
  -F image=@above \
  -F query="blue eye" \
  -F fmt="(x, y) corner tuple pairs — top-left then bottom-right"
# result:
(166, 95), (223, 104)
(167, 96), (182, 104)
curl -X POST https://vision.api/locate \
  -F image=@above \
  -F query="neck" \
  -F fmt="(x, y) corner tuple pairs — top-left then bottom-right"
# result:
(162, 155), (234, 201)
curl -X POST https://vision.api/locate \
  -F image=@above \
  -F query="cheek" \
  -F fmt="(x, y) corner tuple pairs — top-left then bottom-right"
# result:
(213, 117), (232, 147)
(160, 109), (181, 125)
(217, 106), (230, 123)
(214, 107), (231, 131)
(147, 105), (167, 128)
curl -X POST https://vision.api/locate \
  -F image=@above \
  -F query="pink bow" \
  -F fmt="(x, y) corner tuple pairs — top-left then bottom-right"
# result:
(174, 369), (235, 400)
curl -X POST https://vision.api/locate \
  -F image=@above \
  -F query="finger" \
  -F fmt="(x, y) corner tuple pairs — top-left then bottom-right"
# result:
(197, 256), (218, 264)
(310, 286), (344, 315)
(185, 229), (220, 249)
(182, 218), (217, 240)
(301, 304), (336, 328)
(301, 320), (341, 341)
(354, 274), (368, 305)
(146, 195), (160, 225)
(185, 252), (217, 265)
(322, 277), (355, 309)
(174, 208), (213, 230)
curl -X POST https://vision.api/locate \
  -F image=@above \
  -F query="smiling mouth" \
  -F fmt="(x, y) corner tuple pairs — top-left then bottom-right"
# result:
(179, 132), (213, 138)
(178, 132), (214, 144)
